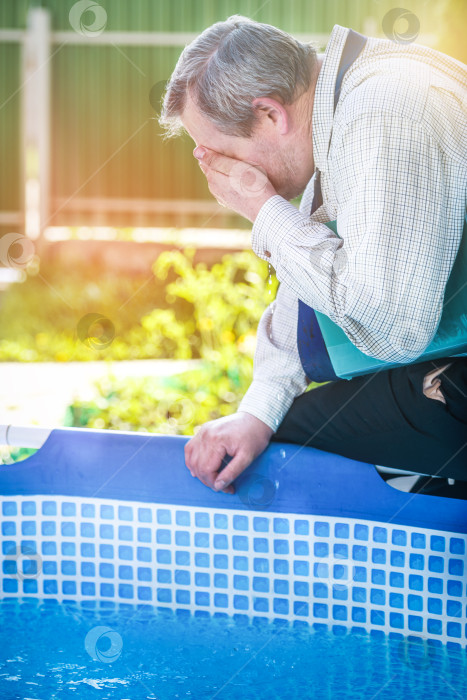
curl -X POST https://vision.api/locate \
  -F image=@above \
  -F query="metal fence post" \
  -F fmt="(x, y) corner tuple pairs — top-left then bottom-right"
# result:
(22, 7), (51, 255)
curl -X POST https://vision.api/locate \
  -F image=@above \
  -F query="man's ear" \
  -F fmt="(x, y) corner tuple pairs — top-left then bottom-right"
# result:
(251, 97), (290, 135)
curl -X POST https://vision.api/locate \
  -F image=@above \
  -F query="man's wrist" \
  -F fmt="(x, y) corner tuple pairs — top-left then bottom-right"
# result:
(247, 189), (278, 224)
(250, 194), (287, 260)
(236, 410), (275, 437)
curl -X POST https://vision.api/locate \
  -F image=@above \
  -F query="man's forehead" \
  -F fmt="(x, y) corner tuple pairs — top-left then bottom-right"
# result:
(181, 92), (241, 156)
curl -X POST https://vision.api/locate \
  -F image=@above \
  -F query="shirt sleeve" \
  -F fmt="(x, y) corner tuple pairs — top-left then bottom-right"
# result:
(251, 112), (460, 363)
(236, 281), (310, 432)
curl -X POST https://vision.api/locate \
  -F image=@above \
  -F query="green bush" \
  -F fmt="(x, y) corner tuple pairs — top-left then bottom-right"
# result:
(0, 446), (37, 465)
(0, 248), (277, 363)
(1, 246), (323, 439)
(65, 359), (252, 434)
(66, 247), (287, 433)
(147, 247), (278, 361)
(0, 258), (166, 361)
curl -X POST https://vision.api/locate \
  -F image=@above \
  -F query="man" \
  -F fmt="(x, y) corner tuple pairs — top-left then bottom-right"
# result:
(159, 15), (467, 495)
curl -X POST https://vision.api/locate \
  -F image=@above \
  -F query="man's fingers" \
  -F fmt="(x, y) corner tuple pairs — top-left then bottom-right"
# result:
(189, 438), (228, 487)
(195, 147), (241, 179)
(194, 147), (225, 172)
(213, 450), (252, 490)
(184, 432), (239, 494)
(184, 440), (195, 475)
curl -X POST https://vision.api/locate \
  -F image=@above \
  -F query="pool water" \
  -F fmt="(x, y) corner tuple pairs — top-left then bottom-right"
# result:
(0, 598), (465, 699)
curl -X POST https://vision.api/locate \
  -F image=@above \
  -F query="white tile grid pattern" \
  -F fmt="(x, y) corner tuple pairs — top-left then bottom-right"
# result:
(1, 496), (466, 648)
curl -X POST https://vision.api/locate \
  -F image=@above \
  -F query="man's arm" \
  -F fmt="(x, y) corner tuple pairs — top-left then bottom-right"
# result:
(184, 282), (310, 492)
(251, 112), (464, 363)
(236, 281), (310, 430)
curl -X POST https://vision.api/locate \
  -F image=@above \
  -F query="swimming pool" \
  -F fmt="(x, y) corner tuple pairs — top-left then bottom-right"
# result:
(1, 427), (466, 698)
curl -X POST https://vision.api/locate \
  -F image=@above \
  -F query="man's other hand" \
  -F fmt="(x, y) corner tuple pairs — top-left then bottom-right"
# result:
(184, 411), (274, 494)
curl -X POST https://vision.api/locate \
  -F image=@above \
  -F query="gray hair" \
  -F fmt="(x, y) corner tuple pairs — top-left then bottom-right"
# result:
(158, 15), (317, 139)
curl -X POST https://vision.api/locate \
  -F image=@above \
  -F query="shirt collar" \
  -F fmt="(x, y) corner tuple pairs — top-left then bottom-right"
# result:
(312, 24), (351, 172)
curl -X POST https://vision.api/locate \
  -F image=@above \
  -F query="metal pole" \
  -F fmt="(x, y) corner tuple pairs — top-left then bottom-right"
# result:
(22, 7), (51, 253)
(0, 424), (52, 448)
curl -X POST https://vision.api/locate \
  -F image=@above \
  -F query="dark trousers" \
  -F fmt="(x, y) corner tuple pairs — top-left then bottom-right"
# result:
(271, 356), (467, 485)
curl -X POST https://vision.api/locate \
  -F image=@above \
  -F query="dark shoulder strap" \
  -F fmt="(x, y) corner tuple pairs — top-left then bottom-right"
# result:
(334, 28), (368, 111)
(310, 29), (367, 215)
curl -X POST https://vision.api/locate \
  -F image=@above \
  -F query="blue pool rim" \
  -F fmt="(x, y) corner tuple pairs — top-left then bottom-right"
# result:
(1, 428), (466, 533)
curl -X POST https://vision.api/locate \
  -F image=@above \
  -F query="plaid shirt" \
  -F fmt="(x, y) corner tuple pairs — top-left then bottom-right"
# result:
(238, 24), (467, 432)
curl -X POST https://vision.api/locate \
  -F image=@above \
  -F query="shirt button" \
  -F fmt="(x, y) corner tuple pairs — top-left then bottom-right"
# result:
(264, 250), (271, 257)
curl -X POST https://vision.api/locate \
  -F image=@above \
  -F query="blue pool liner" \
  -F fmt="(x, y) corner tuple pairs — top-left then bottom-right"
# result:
(0, 428), (466, 533)
(1, 428), (466, 647)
